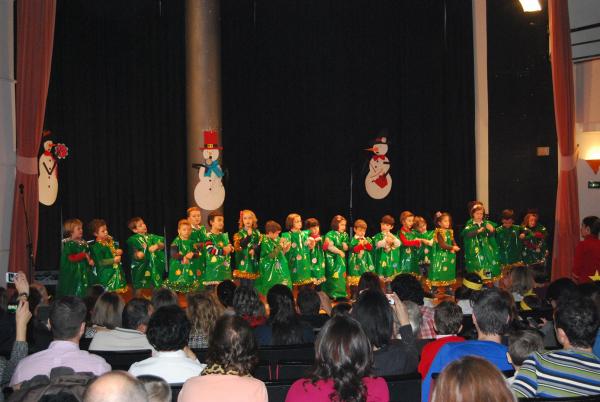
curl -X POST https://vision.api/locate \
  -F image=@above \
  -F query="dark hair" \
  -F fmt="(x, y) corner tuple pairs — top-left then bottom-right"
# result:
(28, 287), (43, 317)
(122, 298), (152, 330)
(331, 302), (352, 317)
(297, 287), (321, 315)
(264, 220), (282, 234)
(352, 289), (392, 348)
(592, 219), (600, 237)
(208, 211), (224, 226)
(529, 263), (549, 284)
(434, 212), (452, 228)
(582, 216), (599, 232)
(546, 278), (577, 303)
(88, 219), (107, 236)
(555, 294), (599, 348)
(91, 292), (124, 329)
(206, 315), (259, 375)
(309, 315), (373, 402)
(501, 209), (515, 221)
(50, 296), (87, 340)
(472, 288), (511, 335)
(508, 330), (544, 366)
(267, 284), (304, 345)
(357, 272), (381, 294)
(146, 305), (190, 351)
(40, 392), (80, 402)
(330, 215), (347, 231)
(391, 274), (425, 305)
(217, 280), (237, 308)
(434, 301), (463, 335)
(380, 214), (395, 226)
(137, 375), (170, 402)
(151, 287), (178, 310)
(455, 272), (484, 301)
(0, 287), (7, 312)
(510, 266), (533, 296)
(304, 218), (320, 229)
(127, 217), (143, 231)
(232, 285), (265, 317)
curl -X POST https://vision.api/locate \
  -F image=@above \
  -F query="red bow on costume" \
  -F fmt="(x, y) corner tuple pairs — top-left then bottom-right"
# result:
(372, 155), (386, 160)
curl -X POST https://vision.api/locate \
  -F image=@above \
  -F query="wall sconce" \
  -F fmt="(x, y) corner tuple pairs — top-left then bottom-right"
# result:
(519, 0), (542, 12)
(577, 131), (600, 174)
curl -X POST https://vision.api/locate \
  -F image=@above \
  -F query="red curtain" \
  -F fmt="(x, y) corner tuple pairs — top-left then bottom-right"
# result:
(8, 0), (56, 275)
(549, 0), (580, 280)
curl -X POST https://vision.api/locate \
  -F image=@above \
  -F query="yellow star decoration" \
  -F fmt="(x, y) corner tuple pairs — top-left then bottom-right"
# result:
(589, 270), (600, 282)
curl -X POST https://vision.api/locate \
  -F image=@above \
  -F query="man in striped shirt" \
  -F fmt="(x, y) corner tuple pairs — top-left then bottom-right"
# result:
(511, 294), (600, 398)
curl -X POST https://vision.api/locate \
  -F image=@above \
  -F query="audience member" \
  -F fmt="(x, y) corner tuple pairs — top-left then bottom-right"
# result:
(83, 285), (105, 338)
(512, 294), (600, 398)
(232, 285), (267, 327)
(10, 296), (111, 387)
(506, 330), (544, 385)
(150, 288), (178, 310)
(454, 272), (483, 315)
(391, 274), (435, 339)
(89, 298), (154, 351)
(510, 265), (533, 302)
(178, 315), (267, 402)
(431, 356), (516, 402)
(422, 288), (513, 402)
(545, 278), (577, 308)
(137, 375), (172, 402)
(25, 286), (53, 353)
(10, 366), (95, 402)
(84, 371), (147, 402)
(286, 314), (389, 402)
(352, 289), (418, 376)
(0, 299), (30, 398)
(87, 292), (125, 338)
(418, 301), (464, 378)
(216, 280), (237, 312)
(297, 287), (329, 331)
(529, 263), (550, 300)
(404, 301), (422, 337)
(331, 302), (352, 317)
(573, 216), (600, 284)
(254, 284), (314, 346)
(357, 272), (382, 295)
(129, 305), (205, 383)
(186, 291), (222, 349)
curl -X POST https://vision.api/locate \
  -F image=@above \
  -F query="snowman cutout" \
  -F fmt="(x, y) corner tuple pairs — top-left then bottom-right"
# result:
(193, 130), (226, 211)
(364, 137), (392, 199)
(39, 139), (59, 206)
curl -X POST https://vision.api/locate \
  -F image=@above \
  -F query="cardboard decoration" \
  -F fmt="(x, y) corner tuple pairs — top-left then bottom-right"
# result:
(38, 130), (69, 206)
(193, 130), (226, 211)
(364, 137), (392, 199)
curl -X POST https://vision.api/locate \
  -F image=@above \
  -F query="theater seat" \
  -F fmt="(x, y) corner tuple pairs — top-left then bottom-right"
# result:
(88, 349), (152, 370)
(170, 382), (183, 401)
(386, 373), (422, 402)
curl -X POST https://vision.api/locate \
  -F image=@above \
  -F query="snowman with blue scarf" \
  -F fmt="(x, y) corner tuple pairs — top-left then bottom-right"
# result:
(194, 130), (225, 211)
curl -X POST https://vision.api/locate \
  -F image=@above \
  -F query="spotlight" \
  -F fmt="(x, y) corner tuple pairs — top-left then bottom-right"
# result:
(519, 0), (542, 12)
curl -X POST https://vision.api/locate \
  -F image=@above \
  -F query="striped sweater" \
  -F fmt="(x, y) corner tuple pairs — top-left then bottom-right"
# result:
(511, 349), (600, 398)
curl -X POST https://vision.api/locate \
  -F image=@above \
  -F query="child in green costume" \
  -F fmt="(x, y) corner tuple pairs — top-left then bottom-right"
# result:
(58, 218), (94, 297)
(413, 216), (434, 278)
(256, 220), (292, 295)
(496, 209), (524, 275)
(203, 211), (234, 286)
(429, 212), (460, 294)
(397, 211), (425, 277)
(461, 203), (501, 283)
(305, 218), (326, 285)
(281, 213), (313, 286)
(323, 215), (349, 299)
(88, 219), (127, 293)
(233, 209), (261, 282)
(373, 214), (401, 283)
(520, 212), (549, 266)
(126, 217), (165, 294)
(165, 219), (201, 292)
(348, 219), (375, 299)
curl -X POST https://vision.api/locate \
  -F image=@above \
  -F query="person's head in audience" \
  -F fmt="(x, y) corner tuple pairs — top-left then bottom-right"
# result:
(187, 291), (221, 340)
(357, 272), (382, 294)
(507, 330), (544, 370)
(455, 272), (484, 302)
(83, 285), (105, 327)
(510, 266), (533, 297)
(331, 302), (352, 317)
(434, 301), (463, 336)
(404, 300), (422, 336)
(390, 274), (425, 305)
(151, 287), (178, 310)
(471, 288), (511, 339)
(216, 280), (237, 309)
(352, 289), (393, 349)
(147, 305), (190, 352)
(50, 296), (87, 342)
(529, 263), (549, 286)
(309, 314), (373, 401)
(554, 293), (599, 350)
(31, 282), (50, 306)
(232, 285), (265, 318)
(581, 216), (599, 238)
(91, 292), (124, 329)
(546, 278), (577, 308)
(296, 287), (321, 316)
(84, 371), (147, 402)
(206, 315), (258, 375)
(122, 298), (153, 333)
(266, 284), (304, 344)
(27, 286), (43, 317)
(137, 375), (171, 402)
(431, 356), (516, 402)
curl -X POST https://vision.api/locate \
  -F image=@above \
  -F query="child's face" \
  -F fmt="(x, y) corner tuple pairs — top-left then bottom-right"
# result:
(242, 212), (254, 229)
(179, 224), (192, 239)
(267, 230), (280, 240)
(415, 223), (426, 233)
(581, 224), (591, 237)
(309, 226), (320, 236)
(354, 226), (366, 237)
(527, 215), (537, 228)
(440, 216), (450, 229)
(133, 220), (147, 234)
(472, 210), (484, 222)
(403, 216), (414, 229)
(292, 216), (302, 231)
(95, 225), (109, 240)
(338, 220), (347, 232)
(502, 218), (513, 228)
(380, 222), (392, 232)
(211, 216), (225, 231)
(188, 210), (201, 226)
(71, 225), (83, 240)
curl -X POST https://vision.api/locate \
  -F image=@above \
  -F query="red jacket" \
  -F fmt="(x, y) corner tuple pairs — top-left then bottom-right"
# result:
(418, 335), (464, 378)
(573, 235), (600, 283)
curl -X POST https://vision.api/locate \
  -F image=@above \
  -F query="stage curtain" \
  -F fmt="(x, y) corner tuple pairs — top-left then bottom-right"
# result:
(549, 0), (580, 280)
(8, 0), (56, 275)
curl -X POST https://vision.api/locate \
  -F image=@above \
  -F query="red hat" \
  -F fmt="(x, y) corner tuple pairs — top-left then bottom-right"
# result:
(199, 130), (223, 150)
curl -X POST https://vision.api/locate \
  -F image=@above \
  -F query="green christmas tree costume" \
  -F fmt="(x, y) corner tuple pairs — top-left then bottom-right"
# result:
(233, 229), (261, 280)
(372, 232), (401, 282)
(90, 238), (127, 293)
(308, 234), (326, 285)
(348, 236), (375, 286)
(164, 236), (201, 292)
(496, 224), (524, 269)
(461, 220), (501, 282)
(428, 228), (458, 286)
(203, 232), (232, 285)
(191, 225), (208, 245)
(414, 229), (434, 275)
(126, 233), (165, 290)
(323, 230), (349, 299)
(521, 224), (548, 265)
(281, 230), (313, 286)
(256, 236), (292, 295)
(58, 239), (92, 298)
(397, 228), (422, 277)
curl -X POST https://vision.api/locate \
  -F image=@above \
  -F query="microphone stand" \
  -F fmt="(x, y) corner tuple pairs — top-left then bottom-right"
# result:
(18, 184), (35, 279)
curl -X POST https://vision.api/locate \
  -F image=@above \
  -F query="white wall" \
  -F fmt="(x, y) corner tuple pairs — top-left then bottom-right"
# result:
(0, 0), (16, 286)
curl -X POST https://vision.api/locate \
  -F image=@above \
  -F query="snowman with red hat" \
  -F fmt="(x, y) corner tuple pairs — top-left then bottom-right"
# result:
(364, 137), (392, 199)
(193, 130), (226, 211)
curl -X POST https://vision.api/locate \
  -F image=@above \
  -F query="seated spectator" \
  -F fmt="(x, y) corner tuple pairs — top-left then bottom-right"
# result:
(418, 301), (465, 378)
(431, 356), (516, 402)
(573, 216), (600, 284)
(150, 288), (178, 310)
(137, 375), (171, 402)
(510, 265), (533, 302)
(129, 305), (205, 383)
(178, 315), (267, 402)
(422, 288), (513, 402)
(330, 302), (352, 317)
(87, 292), (125, 339)
(530, 263), (550, 300)
(512, 294), (600, 398)
(1, 298), (31, 392)
(11, 366), (95, 402)
(404, 300), (422, 337)
(352, 289), (418, 376)
(254, 284), (314, 346)
(286, 314), (389, 402)
(186, 291), (222, 349)
(357, 272), (382, 295)
(89, 298), (154, 351)
(84, 371), (147, 402)
(10, 296), (111, 388)
(454, 272), (484, 316)
(391, 274), (435, 339)
(546, 277), (577, 308)
(83, 285), (105, 338)
(506, 330), (544, 385)
(297, 287), (329, 331)
(216, 280), (237, 313)
(25, 287), (53, 353)
(232, 285), (267, 328)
